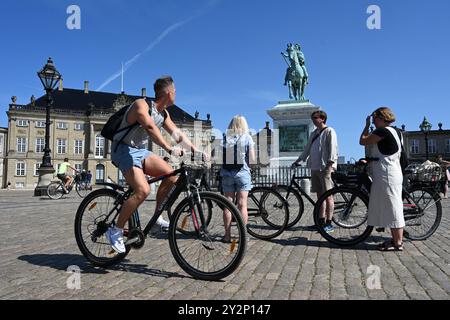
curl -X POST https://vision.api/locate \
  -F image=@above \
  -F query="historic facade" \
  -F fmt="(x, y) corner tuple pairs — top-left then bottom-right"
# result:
(4, 81), (212, 189)
(403, 123), (450, 163)
(0, 127), (7, 187)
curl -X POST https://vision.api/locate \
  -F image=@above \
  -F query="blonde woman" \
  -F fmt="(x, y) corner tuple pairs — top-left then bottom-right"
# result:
(221, 115), (256, 243)
(360, 107), (405, 251)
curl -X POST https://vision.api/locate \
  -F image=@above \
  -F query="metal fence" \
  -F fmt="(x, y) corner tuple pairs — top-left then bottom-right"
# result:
(205, 165), (311, 189)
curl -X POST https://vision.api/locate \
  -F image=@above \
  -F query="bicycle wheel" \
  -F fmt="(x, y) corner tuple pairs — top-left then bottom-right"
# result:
(168, 197), (214, 236)
(75, 182), (90, 198)
(75, 189), (132, 267)
(403, 186), (442, 240)
(47, 181), (64, 200)
(314, 187), (373, 246)
(169, 191), (246, 281)
(275, 185), (304, 228)
(246, 187), (289, 240)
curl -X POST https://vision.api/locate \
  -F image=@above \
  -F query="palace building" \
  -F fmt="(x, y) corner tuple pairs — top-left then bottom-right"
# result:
(2, 80), (212, 189)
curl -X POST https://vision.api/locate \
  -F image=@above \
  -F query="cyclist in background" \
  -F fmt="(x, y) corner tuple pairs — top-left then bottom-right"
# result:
(57, 158), (77, 193)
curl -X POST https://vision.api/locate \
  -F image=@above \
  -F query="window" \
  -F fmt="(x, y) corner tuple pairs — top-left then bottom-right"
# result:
(74, 123), (84, 131)
(428, 139), (437, 154)
(34, 163), (41, 176)
(15, 182), (25, 189)
(75, 164), (82, 172)
(17, 137), (27, 153)
(57, 122), (68, 129)
(96, 164), (105, 183)
(57, 139), (67, 154)
(446, 139), (450, 154)
(36, 138), (45, 153)
(118, 170), (126, 186)
(17, 120), (28, 127)
(410, 140), (419, 154)
(0, 135), (3, 154)
(16, 161), (26, 176)
(74, 140), (83, 155)
(159, 146), (165, 157)
(36, 121), (46, 128)
(95, 135), (105, 158)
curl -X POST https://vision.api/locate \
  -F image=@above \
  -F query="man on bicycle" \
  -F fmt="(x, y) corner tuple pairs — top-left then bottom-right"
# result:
(106, 76), (207, 253)
(57, 158), (77, 193)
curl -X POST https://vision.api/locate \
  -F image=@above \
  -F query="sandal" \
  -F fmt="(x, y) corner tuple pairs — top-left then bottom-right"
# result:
(221, 237), (239, 244)
(377, 239), (404, 252)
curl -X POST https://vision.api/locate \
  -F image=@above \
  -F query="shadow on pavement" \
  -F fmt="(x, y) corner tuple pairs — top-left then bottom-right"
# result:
(18, 254), (192, 280)
(18, 254), (108, 274)
(271, 234), (387, 251)
(108, 263), (190, 280)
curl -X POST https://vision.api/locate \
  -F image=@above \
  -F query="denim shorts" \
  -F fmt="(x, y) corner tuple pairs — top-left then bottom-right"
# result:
(221, 172), (252, 193)
(111, 142), (152, 173)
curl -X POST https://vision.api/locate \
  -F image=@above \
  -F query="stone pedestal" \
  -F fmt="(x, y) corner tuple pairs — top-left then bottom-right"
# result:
(267, 100), (320, 167)
(34, 166), (55, 196)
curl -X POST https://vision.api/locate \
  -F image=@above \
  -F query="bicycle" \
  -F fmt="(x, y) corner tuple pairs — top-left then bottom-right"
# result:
(47, 172), (90, 199)
(313, 158), (443, 246)
(166, 170), (289, 240)
(272, 166), (316, 229)
(74, 155), (247, 281)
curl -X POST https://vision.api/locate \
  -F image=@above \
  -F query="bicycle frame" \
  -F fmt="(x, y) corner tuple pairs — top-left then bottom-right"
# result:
(284, 175), (315, 205)
(100, 165), (206, 245)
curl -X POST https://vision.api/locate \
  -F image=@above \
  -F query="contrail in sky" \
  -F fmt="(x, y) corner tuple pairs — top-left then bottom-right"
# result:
(97, 0), (219, 91)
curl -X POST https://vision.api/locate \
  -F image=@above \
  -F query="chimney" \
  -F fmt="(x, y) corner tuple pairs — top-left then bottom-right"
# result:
(84, 81), (89, 94)
(265, 121), (270, 129)
(58, 79), (63, 91)
(141, 88), (147, 97)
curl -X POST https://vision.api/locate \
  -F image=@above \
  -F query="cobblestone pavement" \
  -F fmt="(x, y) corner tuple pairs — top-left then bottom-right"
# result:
(1, 190), (449, 300)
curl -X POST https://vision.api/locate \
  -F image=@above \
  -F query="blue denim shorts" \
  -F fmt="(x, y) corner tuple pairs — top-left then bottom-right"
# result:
(111, 142), (152, 173)
(221, 172), (252, 193)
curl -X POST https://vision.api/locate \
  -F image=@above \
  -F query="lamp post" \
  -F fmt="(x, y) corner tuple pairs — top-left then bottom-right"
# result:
(419, 117), (432, 161)
(34, 57), (62, 196)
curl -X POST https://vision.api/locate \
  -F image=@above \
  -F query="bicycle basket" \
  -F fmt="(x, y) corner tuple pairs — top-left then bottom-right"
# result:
(406, 162), (442, 183)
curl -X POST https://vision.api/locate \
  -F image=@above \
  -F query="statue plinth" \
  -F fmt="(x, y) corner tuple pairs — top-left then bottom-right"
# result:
(267, 100), (320, 167)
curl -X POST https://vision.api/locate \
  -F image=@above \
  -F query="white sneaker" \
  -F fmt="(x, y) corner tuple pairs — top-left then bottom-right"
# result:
(150, 216), (169, 234)
(156, 216), (170, 228)
(106, 227), (125, 253)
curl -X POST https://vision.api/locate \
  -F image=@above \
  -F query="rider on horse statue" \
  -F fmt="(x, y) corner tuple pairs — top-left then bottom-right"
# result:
(281, 43), (309, 101)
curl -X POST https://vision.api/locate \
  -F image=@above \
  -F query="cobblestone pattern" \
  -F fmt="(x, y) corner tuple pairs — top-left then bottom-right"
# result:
(0, 190), (449, 300)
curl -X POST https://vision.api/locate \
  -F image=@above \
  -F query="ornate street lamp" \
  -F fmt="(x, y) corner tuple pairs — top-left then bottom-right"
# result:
(34, 57), (62, 196)
(419, 117), (432, 161)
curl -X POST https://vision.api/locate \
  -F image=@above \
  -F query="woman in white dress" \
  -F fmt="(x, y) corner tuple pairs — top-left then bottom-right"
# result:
(359, 107), (405, 251)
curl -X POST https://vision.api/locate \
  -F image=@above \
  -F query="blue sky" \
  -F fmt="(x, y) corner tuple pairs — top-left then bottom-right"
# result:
(1, 0), (449, 160)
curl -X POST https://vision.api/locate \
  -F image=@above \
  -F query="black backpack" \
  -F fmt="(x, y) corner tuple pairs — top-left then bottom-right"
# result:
(394, 128), (408, 173)
(222, 135), (249, 171)
(101, 104), (137, 141)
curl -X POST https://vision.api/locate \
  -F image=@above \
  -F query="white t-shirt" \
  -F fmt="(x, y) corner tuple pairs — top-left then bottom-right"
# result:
(310, 138), (321, 171)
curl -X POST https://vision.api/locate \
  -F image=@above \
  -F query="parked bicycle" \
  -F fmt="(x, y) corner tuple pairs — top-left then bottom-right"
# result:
(167, 171), (289, 240)
(74, 155), (247, 281)
(47, 172), (90, 199)
(273, 167), (316, 229)
(313, 158), (443, 246)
